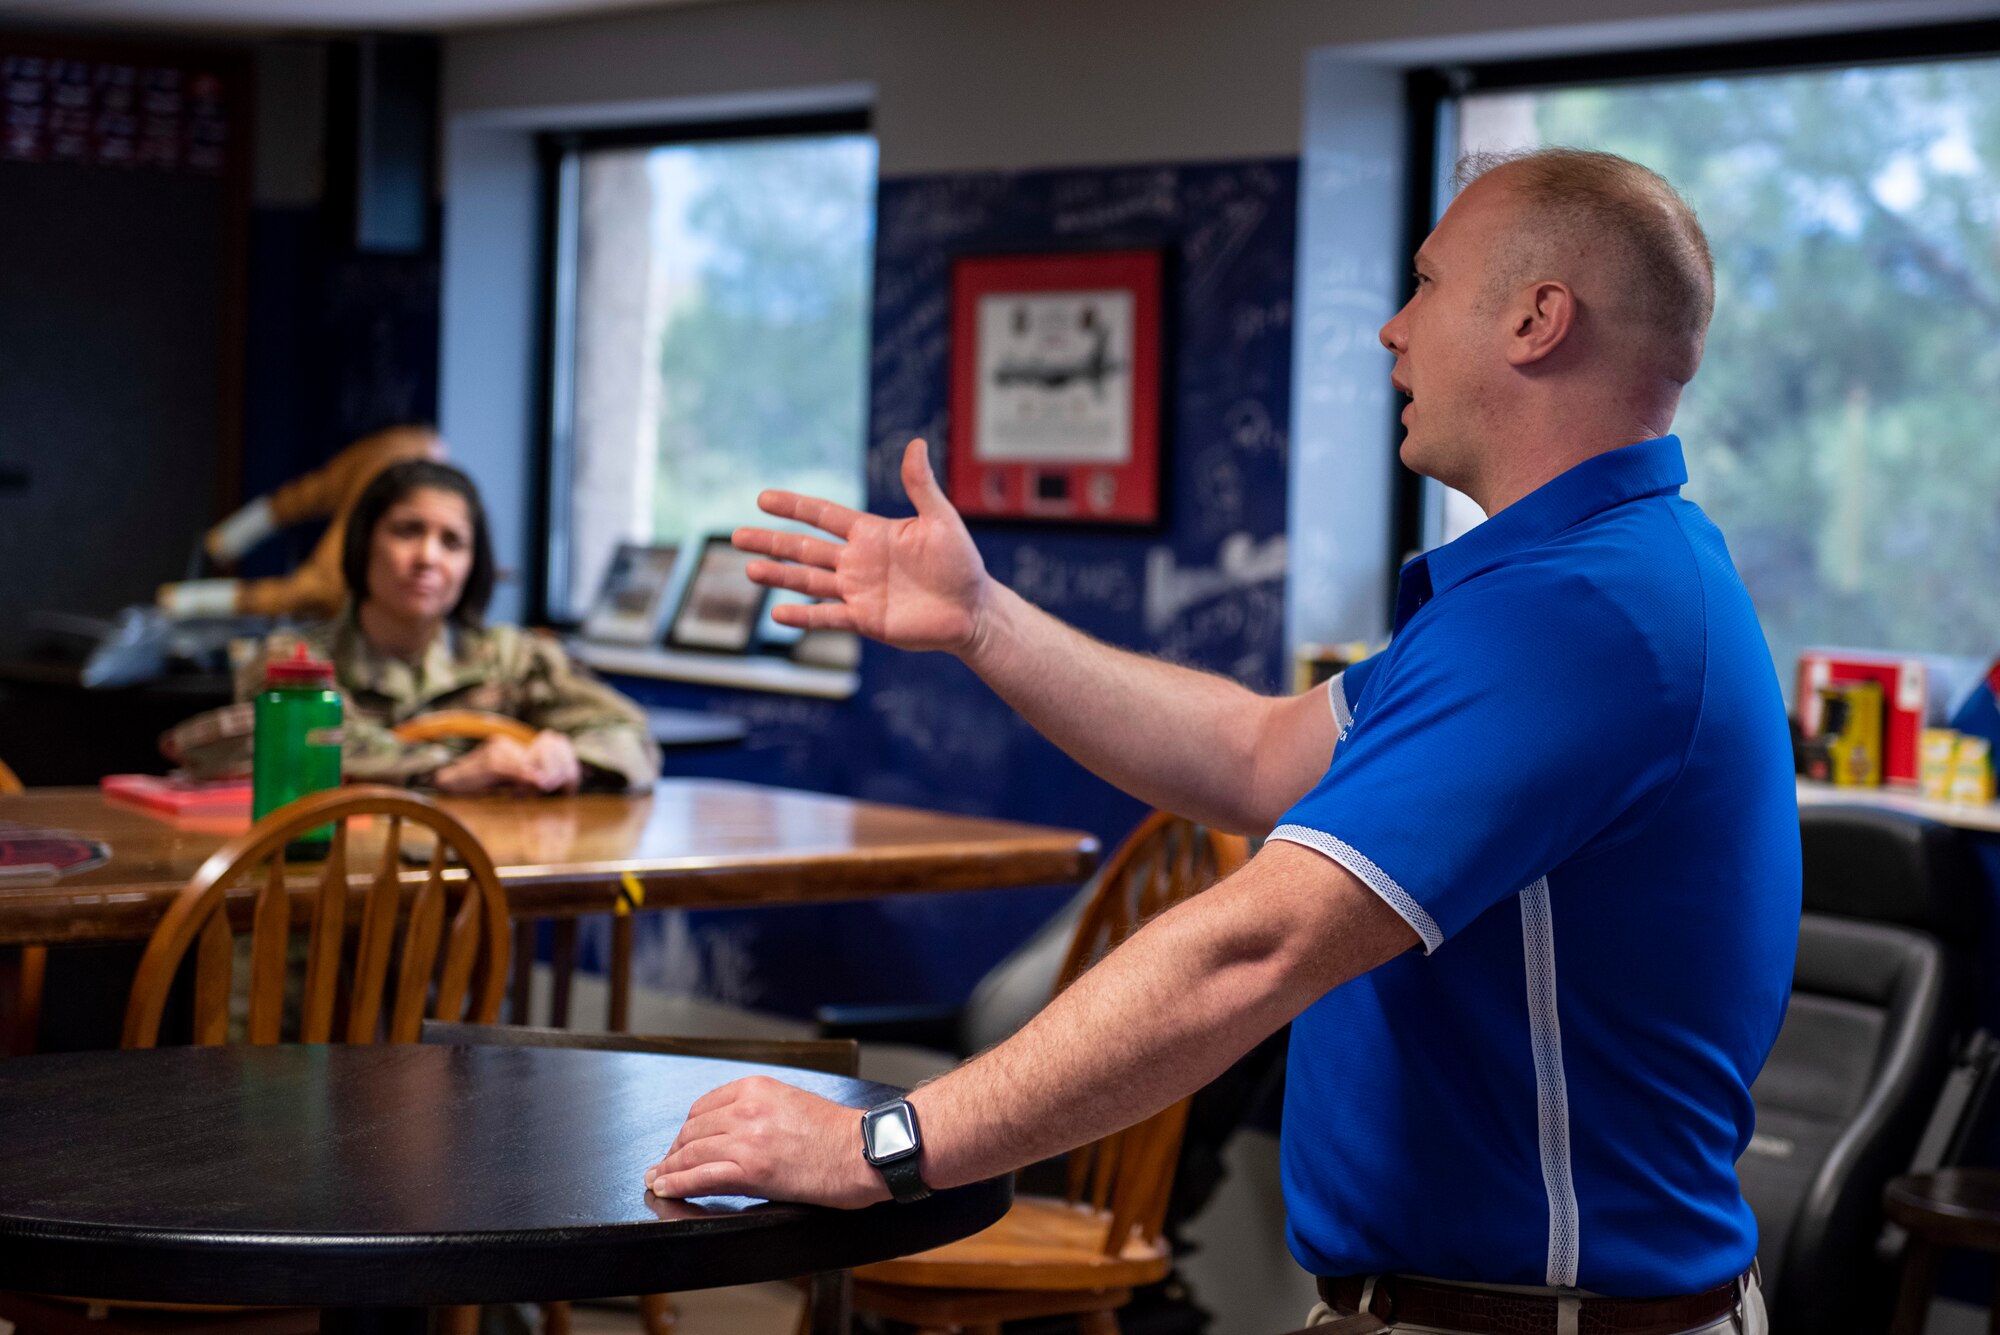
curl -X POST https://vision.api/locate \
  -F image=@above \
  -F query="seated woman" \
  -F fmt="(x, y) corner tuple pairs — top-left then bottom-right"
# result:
(168, 460), (661, 794)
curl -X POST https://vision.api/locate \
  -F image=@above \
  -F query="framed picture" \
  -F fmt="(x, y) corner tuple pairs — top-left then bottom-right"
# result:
(666, 535), (770, 654)
(948, 248), (1164, 524)
(580, 542), (682, 645)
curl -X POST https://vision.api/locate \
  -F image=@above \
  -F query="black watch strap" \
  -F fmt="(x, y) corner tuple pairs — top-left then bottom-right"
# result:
(877, 1153), (931, 1204)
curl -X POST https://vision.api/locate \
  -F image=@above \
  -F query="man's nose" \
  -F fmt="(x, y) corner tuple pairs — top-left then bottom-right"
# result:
(1380, 307), (1407, 352)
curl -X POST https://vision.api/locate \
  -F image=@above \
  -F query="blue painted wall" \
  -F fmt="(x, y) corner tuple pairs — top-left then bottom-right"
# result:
(238, 205), (441, 580)
(600, 157), (1300, 1017)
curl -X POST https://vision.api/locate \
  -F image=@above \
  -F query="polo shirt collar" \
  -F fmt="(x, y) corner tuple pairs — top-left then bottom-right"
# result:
(1394, 435), (1688, 632)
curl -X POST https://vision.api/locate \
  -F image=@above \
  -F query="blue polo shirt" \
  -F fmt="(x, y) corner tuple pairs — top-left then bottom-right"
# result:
(1271, 436), (1799, 1296)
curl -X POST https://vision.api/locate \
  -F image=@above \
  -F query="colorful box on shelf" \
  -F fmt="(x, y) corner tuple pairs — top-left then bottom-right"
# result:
(1797, 650), (1927, 787)
(1916, 730), (1994, 805)
(1952, 737), (1995, 805)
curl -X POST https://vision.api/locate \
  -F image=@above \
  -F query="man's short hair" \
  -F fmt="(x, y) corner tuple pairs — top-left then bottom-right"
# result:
(1456, 148), (1714, 384)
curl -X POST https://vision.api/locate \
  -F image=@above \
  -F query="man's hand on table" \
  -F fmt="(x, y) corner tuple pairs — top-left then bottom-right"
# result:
(643, 1076), (890, 1208)
(433, 731), (582, 795)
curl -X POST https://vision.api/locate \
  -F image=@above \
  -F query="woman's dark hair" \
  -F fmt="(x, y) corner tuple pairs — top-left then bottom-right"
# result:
(341, 459), (496, 627)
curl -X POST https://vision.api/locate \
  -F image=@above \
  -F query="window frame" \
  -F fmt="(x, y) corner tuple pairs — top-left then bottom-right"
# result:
(1392, 18), (2000, 610)
(532, 108), (874, 626)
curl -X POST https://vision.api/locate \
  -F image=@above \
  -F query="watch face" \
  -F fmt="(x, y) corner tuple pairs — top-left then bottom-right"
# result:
(863, 1102), (918, 1163)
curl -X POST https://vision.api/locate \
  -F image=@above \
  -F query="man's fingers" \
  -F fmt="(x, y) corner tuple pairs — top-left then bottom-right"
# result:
(645, 1118), (752, 1188)
(756, 490), (860, 540)
(744, 560), (840, 599)
(679, 1079), (756, 1124)
(648, 1158), (753, 1201)
(901, 439), (950, 519)
(748, 527), (848, 567)
(734, 527), (844, 570)
(770, 601), (857, 632)
(660, 1106), (739, 1161)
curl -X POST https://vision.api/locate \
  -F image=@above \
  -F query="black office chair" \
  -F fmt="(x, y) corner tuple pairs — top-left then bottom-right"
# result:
(1740, 805), (1994, 1335)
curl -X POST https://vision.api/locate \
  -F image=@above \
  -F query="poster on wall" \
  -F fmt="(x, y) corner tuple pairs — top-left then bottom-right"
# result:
(948, 249), (1163, 524)
(0, 49), (225, 173)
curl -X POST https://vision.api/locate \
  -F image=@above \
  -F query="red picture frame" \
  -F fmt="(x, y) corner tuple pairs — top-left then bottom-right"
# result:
(947, 249), (1163, 524)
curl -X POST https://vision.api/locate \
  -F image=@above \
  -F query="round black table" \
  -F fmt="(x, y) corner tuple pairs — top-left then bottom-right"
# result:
(0, 1044), (1010, 1331)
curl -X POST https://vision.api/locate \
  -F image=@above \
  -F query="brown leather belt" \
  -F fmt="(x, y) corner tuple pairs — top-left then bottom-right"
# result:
(1316, 1272), (1744, 1334)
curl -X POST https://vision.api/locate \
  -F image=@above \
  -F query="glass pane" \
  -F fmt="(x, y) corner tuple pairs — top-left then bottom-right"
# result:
(564, 133), (877, 618)
(1454, 61), (2000, 681)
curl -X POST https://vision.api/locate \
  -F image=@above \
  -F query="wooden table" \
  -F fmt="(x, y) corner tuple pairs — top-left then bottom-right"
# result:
(1883, 1168), (2000, 1334)
(0, 1044), (1012, 1333)
(0, 778), (1100, 948)
(0, 779), (1096, 1038)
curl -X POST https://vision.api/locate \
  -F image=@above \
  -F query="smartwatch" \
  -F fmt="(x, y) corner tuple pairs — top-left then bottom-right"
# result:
(860, 1097), (931, 1203)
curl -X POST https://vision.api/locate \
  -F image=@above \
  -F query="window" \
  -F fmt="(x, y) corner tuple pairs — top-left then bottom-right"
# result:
(542, 116), (877, 622)
(1419, 32), (2000, 680)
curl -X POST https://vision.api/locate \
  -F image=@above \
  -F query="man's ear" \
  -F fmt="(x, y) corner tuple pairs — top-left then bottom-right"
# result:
(1504, 280), (1576, 366)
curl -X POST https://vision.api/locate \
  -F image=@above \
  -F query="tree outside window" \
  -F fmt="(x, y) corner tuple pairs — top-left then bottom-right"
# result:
(1452, 59), (2000, 685)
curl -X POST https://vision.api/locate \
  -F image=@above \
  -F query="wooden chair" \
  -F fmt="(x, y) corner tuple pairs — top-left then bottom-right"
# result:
(390, 709), (537, 747)
(388, 709), (633, 1035)
(0, 755), (48, 1059)
(849, 811), (1249, 1335)
(124, 784), (510, 1047)
(421, 1019), (863, 1335)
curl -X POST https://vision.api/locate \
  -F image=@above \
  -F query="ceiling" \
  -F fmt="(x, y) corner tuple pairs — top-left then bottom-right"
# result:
(0, 0), (724, 33)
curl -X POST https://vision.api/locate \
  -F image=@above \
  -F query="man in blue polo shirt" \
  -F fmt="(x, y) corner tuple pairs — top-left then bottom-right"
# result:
(643, 148), (1798, 1334)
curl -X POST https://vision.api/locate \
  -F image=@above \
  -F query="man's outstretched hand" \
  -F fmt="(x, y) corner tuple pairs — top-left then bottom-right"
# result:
(642, 1076), (889, 1208)
(734, 439), (992, 656)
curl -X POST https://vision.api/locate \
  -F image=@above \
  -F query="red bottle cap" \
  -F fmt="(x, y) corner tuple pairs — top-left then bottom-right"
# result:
(264, 642), (336, 688)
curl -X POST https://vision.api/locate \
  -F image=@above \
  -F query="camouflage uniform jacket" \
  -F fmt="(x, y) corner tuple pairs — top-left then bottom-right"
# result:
(167, 611), (661, 791)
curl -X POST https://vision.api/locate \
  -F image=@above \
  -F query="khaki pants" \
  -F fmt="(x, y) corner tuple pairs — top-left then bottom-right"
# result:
(1304, 1268), (1768, 1335)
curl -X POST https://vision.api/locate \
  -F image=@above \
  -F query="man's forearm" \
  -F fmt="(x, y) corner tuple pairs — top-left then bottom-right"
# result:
(963, 581), (1328, 833)
(904, 842), (1416, 1190)
(638, 846), (1417, 1209)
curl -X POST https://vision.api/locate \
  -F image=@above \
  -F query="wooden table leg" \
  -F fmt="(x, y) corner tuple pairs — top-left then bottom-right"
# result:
(1890, 1235), (1938, 1335)
(15, 945), (44, 1056)
(550, 918), (578, 1030)
(803, 1270), (850, 1335)
(609, 913), (633, 1033)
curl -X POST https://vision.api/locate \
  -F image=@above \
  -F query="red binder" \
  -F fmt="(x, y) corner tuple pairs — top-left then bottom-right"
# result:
(1796, 651), (1927, 787)
(100, 773), (252, 815)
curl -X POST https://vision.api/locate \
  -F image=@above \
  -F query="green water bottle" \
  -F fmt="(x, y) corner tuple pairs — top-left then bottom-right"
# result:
(251, 643), (343, 849)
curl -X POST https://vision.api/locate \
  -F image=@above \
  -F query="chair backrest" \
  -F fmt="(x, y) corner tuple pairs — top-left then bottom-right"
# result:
(2, 755), (38, 1057)
(1741, 806), (1981, 1335)
(391, 710), (538, 746)
(122, 785), (512, 1049)
(1049, 812), (1249, 1257)
(419, 1019), (861, 1077)
(1799, 802), (1985, 1016)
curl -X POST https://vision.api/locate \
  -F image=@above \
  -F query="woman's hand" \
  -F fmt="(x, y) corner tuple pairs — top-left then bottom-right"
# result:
(432, 731), (582, 795)
(733, 439), (992, 656)
(524, 730), (583, 793)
